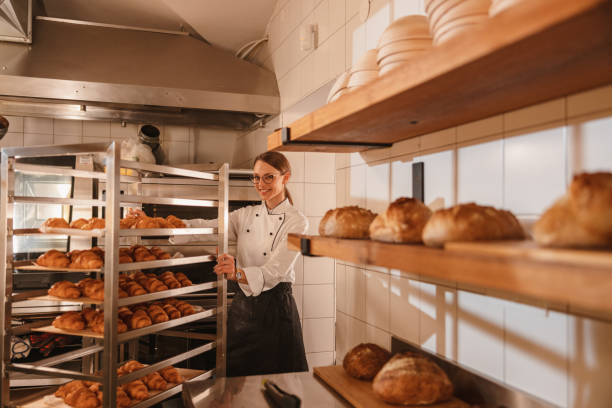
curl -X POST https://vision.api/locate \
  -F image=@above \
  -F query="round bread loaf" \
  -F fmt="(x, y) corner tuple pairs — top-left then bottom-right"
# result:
(369, 197), (432, 243)
(343, 343), (391, 380)
(319, 206), (377, 239)
(372, 352), (453, 405)
(568, 172), (612, 237)
(533, 195), (611, 247)
(422, 203), (524, 247)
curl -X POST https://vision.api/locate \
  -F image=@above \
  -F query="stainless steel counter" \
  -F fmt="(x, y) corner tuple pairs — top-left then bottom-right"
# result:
(182, 371), (350, 408)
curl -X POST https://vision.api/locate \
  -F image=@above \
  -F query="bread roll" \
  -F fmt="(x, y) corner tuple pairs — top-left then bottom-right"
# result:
(533, 196), (611, 248)
(319, 206), (377, 239)
(372, 352), (453, 405)
(343, 343), (391, 380)
(369, 197), (432, 243)
(568, 172), (612, 236)
(422, 203), (524, 247)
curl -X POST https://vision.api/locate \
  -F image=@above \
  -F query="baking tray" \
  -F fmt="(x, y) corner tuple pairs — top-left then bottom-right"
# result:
(18, 368), (204, 408)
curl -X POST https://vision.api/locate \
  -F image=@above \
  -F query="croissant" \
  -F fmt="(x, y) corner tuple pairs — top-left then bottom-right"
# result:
(144, 277), (168, 293)
(53, 311), (86, 331)
(160, 276), (181, 289)
(64, 387), (99, 408)
(131, 245), (156, 262)
(131, 304), (148, 313)
(120, 217), (138, 229)
(161, 303), (181, 319)
(143, 371), (168, 390)
(164, 298), (179, 306)
(42, 218), (70, 229)
(128, 310), (152, 329)
(116, 387), (132, 408)
(118, 360), (145, 376)
(150, 246), (171, 260)
(147, 304), (169, 323)
(118, 288), (129, 298)
(55, 380), (86, 398)
(81, 307), (98, 326)
(174, 272), (193, 286)
(82, 279), (104, 300)
(175, 301), (196, 316)
(70, 251), (103, 269)
(37, 250), (70, 268)
(122, 380), (148, 401)
(49, 281), (81, 299)
(153, 217), (172, 228)
(90, 247), (105, 259)
(77, 278), (95, 291)
(124, 281), (147, 297)
(69, 218), (89, 229)
(81, 217), (105, 230)
(166, 215), (186, 228)
(135, 217), (159, 229)
(118, 306), (133, 322)
(90, 313), (128, 334)
(158, 366), (184, 384)
(125, 208), (147, 219)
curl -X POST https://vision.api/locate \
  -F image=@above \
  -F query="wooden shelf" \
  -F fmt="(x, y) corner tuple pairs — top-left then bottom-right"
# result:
(268, 0), (612, 152)
(289, 234), (612, 316)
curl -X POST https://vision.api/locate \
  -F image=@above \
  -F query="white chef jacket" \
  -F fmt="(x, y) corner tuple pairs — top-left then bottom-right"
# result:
(170, 199), (308, 297)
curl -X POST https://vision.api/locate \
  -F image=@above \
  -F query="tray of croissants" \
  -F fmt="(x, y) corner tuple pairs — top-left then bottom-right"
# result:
(39, 208), (186, 236)
(19, 245), (176, 272)
(19, 360), (200, 408)
(34, 297), (202, 338)
(34, 270), (194, 304)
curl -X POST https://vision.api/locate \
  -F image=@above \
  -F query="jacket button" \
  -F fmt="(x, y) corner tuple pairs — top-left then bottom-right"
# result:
(246, 229), (250, 232)
(263, 252), (267, 256)
(256, 214), (259, 217)
(278, 217), (282, 220)
(269, 232), (273, 236)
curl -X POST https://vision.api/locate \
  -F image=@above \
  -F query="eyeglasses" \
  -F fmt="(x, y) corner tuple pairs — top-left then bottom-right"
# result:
(249, 173), (281, 184)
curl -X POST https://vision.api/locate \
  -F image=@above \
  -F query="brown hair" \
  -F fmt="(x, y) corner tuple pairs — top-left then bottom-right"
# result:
(253, 151), (293, 205)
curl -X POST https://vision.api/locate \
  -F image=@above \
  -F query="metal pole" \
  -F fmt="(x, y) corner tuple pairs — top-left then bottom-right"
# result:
(216, 163), (229, 377)
(0, 152), (14, 407)
(102, 142), (120, 407)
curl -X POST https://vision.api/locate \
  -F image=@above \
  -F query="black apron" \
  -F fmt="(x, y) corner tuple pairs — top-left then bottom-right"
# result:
(227, 282), (308, 377)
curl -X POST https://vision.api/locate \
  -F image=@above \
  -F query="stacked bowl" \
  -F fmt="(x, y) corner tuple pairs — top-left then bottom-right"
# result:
(327, 71), (350, 103)
(425, 0), (491, 45)
(489, 0), (522, 16)
(377, 15), (432, 76)
(347, 49), (379, 91)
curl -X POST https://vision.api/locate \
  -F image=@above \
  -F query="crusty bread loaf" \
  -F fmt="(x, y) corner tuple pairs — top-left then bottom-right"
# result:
(533, 172), (612, 248)
(343, 343), (391, 380)
(319, 206), (377, 239)
(372, 352), (453, 405)
(369, 197), (432, 243)
(422, 203), (524, 247)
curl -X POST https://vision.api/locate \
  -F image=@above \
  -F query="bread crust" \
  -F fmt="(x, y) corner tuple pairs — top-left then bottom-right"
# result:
(422, 203), (524, 247)
(369, 197), (432, 243)
(319, 206), (377, 239)
(372, 352), (453, 405)
(343, 343), (391, 380)
(568, 172), (612, 237)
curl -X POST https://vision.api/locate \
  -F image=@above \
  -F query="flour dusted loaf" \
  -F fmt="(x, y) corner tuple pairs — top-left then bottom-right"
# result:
(343, 343), (391, 380)
(372, 352), (453, 405)
(422, 203), (524, 247)
(369, 197), (432, 243)
(533, 172), (612, 248)
(319, 206), (377, 239)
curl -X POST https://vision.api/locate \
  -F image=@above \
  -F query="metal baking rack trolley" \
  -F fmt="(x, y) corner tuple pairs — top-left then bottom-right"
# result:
(0, 142), (229, 408)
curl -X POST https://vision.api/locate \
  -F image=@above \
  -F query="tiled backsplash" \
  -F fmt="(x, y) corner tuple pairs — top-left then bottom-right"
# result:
(236, 0), (612, 406)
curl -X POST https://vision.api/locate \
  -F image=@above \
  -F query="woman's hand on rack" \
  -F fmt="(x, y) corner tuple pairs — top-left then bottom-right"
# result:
(214, 253), (248, 284)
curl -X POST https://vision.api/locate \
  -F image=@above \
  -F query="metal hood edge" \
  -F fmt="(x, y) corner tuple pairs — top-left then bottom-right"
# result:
(0, 17), (280, 129)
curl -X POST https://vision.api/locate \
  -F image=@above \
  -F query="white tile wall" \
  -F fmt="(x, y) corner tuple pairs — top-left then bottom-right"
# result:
(346, 265), (366, 321)
(336, 262), (347, 313)
(0, 132), (23, 148)
(4, 116), (23, 132)
(336, 168), (347, 207)
(305, 152), (336, 183)
(390, 157), (413, 200)
(83, 120), (110, 137)
(365, 161), (390, 214)
(304, 284), (335, 318)
(303, 256), (335, 284)
(23, 117), (53, 134)
(54, 135), (82, 145)
(567, 114), (612, 174)
(365, 269), (390, 330)
(306, 216), (323, 235)
(366, 323), (391, 350)
(335, 311), (349, 362)
(288, 182), (305, 214)
(419, 282), (456, 359)
(457, 291), (504, 381)
(504, 301), (568, 406)
(54, 119), (82, 136)
(307, 351), (335, 369)
(504, 126), (566, 214)
(365, 1), (390, 50)
(505, 99), (565, 131)
(347, 164), (367, 207)
(294, 255), (304, 285)
(415, 150), (454, 208)
(389, 274), (420, 344)
(293, 284), (304, 319)
(305, 183), (336, 216)
(24, 133), (53, 146)
(303, 317), (335, 352)
(285, 151), (306, 182)
(457, 139), (504, 207)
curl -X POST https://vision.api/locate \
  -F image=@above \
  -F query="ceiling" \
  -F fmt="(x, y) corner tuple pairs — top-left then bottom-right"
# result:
(41, 0), (277, 53)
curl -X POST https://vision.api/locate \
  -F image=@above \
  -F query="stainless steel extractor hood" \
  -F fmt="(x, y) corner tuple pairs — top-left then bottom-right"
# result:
(0, 0), (31, 43)
(0, 16), (280, 129)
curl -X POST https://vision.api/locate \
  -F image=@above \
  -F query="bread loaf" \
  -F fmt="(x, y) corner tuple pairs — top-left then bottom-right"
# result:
(533, 172), (612, 248)
(343, 343), (391, 380)
(422, 203), (524, 247)
(369, 197), (432, 243)
(372, 352), (453, 405)
(319, 206), (377, 239)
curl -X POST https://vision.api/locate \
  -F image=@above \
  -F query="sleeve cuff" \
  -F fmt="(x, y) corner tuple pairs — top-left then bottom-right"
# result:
(242, 266), (265, 297)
